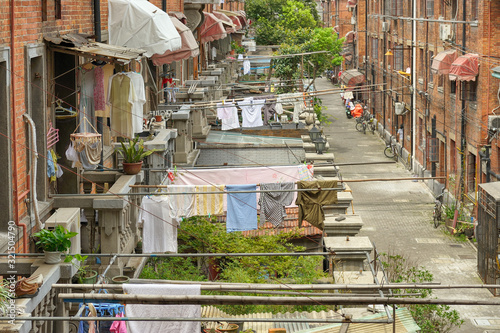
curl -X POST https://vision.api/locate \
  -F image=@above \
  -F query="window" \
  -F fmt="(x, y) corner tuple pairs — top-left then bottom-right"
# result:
(428, 51), (434, 83)
(0, 48), (12, 229)
(471, 0), (478, 20)
(371, 38), (379, 62)
(427, 0), (435, 17)
(394, 45), (403, 71)
(450, 80), (456, 94)
(42, 0), (47, 21)
(450, 139), (456, 173)
(420, 0), (426, 17)
(392, 0), (403, 16)
(460, 81), (477, 101)
(467, 152), (477, 193)
(418, 117), (424, 148)
(55, 0), (62, 19)
(385, 0), (392, 15)
(440, 0), (446, 17)
(419, 49), (424, 77)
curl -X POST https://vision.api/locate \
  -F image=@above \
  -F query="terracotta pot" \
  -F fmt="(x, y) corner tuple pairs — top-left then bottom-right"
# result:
(123, 161), (143, 175)
(155, 115), (163, 122)
(111, 275), (130, 284)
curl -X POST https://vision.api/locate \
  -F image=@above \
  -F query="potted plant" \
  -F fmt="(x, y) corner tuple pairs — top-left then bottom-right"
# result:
(217, 323), (239, 333)
(33, 226), (78, 264)
(230, 41), (245, 55)
(116, 136), (158, 175)
(135, 240), (143, 254)
(111, 275), (130, 284)
(65, 254), (98, 284)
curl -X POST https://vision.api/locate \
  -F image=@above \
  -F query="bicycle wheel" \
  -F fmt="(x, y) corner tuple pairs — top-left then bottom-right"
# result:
(433, 209), (440, 228)
(370, 123), (376, 134)
(355, 122), (364, 132)
(363, 122), (367, 134)
(384, 146), (396, 158)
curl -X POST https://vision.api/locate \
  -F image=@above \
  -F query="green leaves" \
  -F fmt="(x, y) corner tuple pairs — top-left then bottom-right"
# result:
(33, 225), (77, 252)
(117, 136), (158, 163)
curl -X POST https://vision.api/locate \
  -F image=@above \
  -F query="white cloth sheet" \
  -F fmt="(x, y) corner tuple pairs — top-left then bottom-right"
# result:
(238, 97), (264, 128)
(243, 58), (251, 74)
(166, 185), (196, 218)
(139, 197), (178, 253)
(108, 0), (181, 57)
(124, 284), (200, 333)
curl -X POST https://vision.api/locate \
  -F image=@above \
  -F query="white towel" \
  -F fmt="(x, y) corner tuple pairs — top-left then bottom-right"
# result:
(166, 185), (196, 218)
(124, 284), (201, 333)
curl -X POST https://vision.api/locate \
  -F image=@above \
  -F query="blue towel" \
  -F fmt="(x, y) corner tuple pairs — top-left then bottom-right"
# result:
(226, 184), (258, 233)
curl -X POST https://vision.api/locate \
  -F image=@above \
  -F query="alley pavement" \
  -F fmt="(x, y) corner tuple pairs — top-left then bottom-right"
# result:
(316, 79), (500, 332)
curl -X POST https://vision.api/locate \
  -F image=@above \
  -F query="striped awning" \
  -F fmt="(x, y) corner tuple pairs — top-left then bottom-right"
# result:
(199, 12), (227, 43)
(449, 53), (480, 81)
(340, 69), (365, 89)
(431, 49), (457, 75)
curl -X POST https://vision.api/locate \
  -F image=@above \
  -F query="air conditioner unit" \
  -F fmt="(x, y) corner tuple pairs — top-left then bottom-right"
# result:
(439, 24), (452, 41)
(488, 115), (500, 131)
(382, 21), (390, 32)
(395, 102), (406, 115)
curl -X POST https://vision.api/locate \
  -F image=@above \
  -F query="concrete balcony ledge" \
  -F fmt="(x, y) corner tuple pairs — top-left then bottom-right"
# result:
(93, 174), (143, 210)
(324, 236), (373, 272)
(171, 105), (191, 120)
(312, 165), (338, 177)
(305, 152), (334, 163)
(144, 128), (178, 150)
(324, 214), (363, 237)
(201, 68), (224, 76)
(184, 0), (220, 4)
(186, 76), (218, 86)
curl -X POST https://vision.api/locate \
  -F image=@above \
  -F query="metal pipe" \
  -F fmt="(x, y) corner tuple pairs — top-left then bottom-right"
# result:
(367, 14), (477, 24)
(0, 252), (359, 258)
(365, 252), (392, 321)
(50, 282), (500, 291)
(0, 316), (391, 324)
(93, 0), (101, 42)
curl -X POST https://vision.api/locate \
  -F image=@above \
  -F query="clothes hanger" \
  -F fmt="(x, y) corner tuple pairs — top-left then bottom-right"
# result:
(54, 99), (78, 120)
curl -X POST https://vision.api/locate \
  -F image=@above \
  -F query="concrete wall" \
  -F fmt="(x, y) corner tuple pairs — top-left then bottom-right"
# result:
(197, 146), (306, 166)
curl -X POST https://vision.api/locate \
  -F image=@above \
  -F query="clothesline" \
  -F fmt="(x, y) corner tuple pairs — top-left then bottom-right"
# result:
(52, 187), (344, 197)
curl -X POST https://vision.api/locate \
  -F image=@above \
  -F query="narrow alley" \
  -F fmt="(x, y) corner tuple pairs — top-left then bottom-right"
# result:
(317, 78), (500, 333)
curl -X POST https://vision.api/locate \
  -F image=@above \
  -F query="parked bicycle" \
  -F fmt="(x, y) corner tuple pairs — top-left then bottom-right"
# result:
(433, 189), (445, 228)
(383, 136), (398, 158)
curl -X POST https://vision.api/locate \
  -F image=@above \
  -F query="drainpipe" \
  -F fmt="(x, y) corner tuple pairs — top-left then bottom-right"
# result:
(479, 146), (500, 182)
(458, 0), (467, 202)
(162, 0), (166, 12)
(93, 0), (101, 42)
(11, 0), (28, 253)
(411, 0), (416, 172)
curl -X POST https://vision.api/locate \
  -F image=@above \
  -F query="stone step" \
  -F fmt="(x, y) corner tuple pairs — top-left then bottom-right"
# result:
(305, 152), (334, 163)
(324, 214), (363, 237)
(313, 166), (338, 177)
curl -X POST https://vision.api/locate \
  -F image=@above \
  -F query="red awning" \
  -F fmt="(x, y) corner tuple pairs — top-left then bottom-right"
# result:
(212, 11), (237, 33)
(200, 12), (227, 43)
(151, 17), (199, 65)
(236, 10), (248, 27)
(431, 49), (457, 75)
(169, 11), (187, 23)
(340, 69), (365, 90)
(347, 0), (357, 7)
(214, 10), (242, 31)
(449, 53), (480, 81)
(344, 31), (356, 43)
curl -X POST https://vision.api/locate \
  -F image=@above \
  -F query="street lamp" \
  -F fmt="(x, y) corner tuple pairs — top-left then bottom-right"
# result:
(313, 137), (327, 155)
(308, 124), (321, 142)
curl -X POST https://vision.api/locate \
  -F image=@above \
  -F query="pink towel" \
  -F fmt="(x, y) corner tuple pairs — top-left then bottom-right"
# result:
(110, 312), (127, 333)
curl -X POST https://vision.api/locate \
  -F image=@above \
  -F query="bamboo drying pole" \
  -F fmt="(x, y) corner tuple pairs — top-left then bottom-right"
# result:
(57, 293), (500, 306)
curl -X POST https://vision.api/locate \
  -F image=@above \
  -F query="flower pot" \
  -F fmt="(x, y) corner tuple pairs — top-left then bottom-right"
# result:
(122, 161), (143, 175)
(217, 324), (238, 333)
(44, 251), (62, 264)
(155, 115), (163, 122)
(112, 275), (130, 284)
(80, 270), (98, 284)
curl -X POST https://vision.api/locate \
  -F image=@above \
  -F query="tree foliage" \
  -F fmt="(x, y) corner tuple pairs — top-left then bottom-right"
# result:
(140, 216), (328, 315)
(380, 252), (464, 333)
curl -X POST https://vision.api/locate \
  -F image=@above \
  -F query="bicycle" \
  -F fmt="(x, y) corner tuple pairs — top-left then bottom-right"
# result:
(355, 119), (367, 134)
(367, 115), (376, 134)
(383, 136), (397, 158)
(433, 189), (445, 228)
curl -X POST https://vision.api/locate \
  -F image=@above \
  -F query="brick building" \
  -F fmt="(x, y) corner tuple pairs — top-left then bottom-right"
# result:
(1, 0), (244, 254)
(336, 0), (500, 209)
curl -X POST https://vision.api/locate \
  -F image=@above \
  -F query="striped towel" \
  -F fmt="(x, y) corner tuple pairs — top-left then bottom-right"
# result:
(166, 185), (196, 219)
(195, 185), (224, 216)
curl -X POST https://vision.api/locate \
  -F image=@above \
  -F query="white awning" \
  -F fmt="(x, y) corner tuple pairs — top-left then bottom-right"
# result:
(108, 0), (182, 57)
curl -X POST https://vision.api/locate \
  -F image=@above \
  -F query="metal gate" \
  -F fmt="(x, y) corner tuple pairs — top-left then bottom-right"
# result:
(478, 184), (500, 296)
